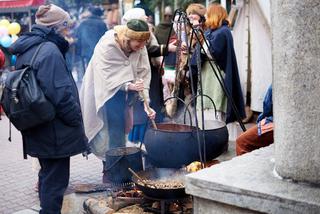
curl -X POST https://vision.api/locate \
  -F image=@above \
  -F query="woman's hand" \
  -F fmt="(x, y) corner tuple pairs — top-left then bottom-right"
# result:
(168, 40), (177, 52)
(144, 105), (156, 120)
(127, 79), (144, 92)
(181, 42), (187, 53)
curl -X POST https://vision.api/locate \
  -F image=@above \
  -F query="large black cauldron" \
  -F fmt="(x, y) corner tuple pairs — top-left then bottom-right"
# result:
(144, 121), (229, 168)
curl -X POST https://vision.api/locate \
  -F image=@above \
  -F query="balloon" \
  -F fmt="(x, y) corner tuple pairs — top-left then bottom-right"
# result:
(0, 26), (9, 38)
(11, 55), (17, 66)
(11, 34), (19, 42)
(0, 19), (10, 27)
(1, 35), (12, 48)
(0, 49), (5, 68)
(8, 22), (21, 35)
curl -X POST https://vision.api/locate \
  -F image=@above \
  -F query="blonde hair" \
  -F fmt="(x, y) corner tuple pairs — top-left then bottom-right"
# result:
(205, 3), (229, 30)
(186, 3), (206, 17)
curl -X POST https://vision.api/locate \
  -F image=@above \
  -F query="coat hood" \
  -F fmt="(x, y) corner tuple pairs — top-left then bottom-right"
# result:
(10, 24), (69, 56)
(10, 25), (51, 55)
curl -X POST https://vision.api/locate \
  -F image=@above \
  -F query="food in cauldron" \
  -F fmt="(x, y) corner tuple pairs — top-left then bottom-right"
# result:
(137, 179), (184, 189)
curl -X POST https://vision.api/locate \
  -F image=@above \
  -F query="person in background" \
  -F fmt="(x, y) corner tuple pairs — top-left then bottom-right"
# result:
(62, 20), (77, 73)
(134, 0), (155, 24)
(154, 6), (174, 45)
(75, 6), (107, 71)
(186, 3), (207, 49)
(105, 0), (119, 29)
(9, 4), (88, 213)
(236, 85), (273, 155)
(80, 19), (156, 182)
(192, 3), (246, 128)
(162, 4), (205, 119)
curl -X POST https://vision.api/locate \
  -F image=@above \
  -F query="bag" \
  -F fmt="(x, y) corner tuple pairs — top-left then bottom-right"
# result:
(0, 43), (55, 131)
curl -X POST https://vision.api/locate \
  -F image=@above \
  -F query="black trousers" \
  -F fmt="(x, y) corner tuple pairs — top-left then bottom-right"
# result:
(102, 90), (126, 183)
(38, 157), (70, 214)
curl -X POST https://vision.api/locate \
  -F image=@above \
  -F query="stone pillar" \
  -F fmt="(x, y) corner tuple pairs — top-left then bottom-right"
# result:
(271, 1), (320, 184)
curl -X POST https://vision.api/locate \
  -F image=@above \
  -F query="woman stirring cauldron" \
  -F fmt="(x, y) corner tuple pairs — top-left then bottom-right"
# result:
(80, 19), (156, 182)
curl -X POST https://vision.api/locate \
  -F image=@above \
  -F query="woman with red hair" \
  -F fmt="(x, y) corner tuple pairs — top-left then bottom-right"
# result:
(193, 3), (245, 126)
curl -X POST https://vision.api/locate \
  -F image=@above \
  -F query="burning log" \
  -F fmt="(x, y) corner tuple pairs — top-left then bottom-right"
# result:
(83, 198), (114, 214)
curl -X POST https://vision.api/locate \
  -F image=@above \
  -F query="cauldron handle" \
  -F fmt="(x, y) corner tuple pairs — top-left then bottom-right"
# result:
(183, 94), (217, 124)
(104, 155), (124, 172)
(164, 96), (193, 126)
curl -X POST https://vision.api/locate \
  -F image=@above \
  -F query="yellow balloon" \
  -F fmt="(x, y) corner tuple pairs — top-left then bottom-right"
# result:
(8, 22), (21, 35)
(0, 19), (10, 27)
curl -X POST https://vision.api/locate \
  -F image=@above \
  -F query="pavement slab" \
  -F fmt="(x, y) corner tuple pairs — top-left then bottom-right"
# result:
(0, 116), (101, 214)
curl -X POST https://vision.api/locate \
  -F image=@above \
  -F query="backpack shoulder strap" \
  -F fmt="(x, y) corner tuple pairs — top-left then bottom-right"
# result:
(30, 42), (46, 67)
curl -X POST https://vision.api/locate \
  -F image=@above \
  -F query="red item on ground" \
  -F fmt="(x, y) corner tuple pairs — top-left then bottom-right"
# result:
(0, 49), (5, 68)
(236, 124), (274, 156)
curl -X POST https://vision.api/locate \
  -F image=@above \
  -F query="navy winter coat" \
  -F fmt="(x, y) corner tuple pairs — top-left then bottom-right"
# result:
(10, 25), (88, 159)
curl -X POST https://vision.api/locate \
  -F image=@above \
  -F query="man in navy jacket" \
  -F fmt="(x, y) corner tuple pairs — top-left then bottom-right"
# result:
(10, 4), (88, 213)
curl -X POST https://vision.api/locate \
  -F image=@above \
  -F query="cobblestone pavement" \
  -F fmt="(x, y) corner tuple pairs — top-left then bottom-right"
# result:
(0, 116), (102, 214)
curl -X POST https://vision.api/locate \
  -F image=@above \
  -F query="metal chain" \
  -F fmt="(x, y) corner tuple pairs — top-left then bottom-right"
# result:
(195, 29), (202, 97)
(173, 18), (182, 98)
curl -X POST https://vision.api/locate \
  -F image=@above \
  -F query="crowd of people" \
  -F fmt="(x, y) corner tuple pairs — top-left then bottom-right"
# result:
(0, 2), (274, 213)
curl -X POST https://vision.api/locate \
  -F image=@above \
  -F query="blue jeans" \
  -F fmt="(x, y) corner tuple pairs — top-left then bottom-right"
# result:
(105, 90), (126, 149)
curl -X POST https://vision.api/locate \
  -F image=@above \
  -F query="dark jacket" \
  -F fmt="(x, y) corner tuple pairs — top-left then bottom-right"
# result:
(192, 22), (246, 123)
(257, 85), (273, 123)
(10, 25), (88, 159)
(75, 15), (107, 61)
(154, 22), (173, 45)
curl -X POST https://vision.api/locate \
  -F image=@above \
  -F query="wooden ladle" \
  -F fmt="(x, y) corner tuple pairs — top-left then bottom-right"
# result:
(128, 168), (157, 189)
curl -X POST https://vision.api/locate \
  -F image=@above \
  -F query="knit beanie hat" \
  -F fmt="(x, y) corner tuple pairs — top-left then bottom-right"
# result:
(35, 4), (71, 28)
(121, 8), (147, 25)
(125, 19), (150, 41)
(186, 3), (206, 17)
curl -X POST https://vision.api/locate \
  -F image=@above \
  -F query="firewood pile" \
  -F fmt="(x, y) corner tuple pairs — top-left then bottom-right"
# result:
(82, 189), (193, 214)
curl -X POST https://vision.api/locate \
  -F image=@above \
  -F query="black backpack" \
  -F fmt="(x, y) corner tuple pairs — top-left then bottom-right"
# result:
(0, 43), (55, 131)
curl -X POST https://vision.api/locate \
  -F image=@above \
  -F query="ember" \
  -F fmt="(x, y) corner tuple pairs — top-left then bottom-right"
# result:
(142, 196), (193, 214)
(115, 189), (143, 198)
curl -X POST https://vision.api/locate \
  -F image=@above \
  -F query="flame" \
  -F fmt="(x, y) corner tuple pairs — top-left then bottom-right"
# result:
(186, 160), (220, 172)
